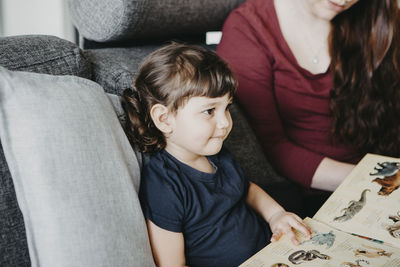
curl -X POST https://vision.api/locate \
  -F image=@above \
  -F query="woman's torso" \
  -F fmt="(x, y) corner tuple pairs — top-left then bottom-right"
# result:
(218, 0), (361, 164)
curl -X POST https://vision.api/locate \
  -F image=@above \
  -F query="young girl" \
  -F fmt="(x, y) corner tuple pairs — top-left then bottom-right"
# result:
(122, 43), (311, 267)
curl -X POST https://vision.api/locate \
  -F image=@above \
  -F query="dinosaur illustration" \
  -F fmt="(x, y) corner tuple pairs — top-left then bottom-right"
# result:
(370, 162), (400, 196)
(300, 230), (335, 248)
(370, 162), (400, 176)
(342, 259), (369, 267)
(354, 244), (392, 258)
(333, 189), (370, 222)
(383, 211), (400, 239)
(288, 249), (330, 265)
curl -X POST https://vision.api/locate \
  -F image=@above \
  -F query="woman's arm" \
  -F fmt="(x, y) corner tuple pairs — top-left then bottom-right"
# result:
(146, 220), (187, 267)
(246, 182), (311, 244)
(311, 157), (355, 191)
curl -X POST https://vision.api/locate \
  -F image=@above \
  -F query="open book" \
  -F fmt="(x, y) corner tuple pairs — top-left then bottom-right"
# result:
(240, 154), (400, 266)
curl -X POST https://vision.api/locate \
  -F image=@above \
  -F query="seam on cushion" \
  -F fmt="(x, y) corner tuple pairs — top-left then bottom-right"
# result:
(5, 51), (81, 70)
(74, 47), (93, 79)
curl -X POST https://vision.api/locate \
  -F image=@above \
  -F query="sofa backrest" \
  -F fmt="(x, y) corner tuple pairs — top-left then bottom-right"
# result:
(68, 0), (246, 48)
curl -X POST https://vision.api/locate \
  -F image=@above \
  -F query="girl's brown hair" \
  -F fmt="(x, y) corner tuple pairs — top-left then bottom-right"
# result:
(329, 0), (400, 156)
(122, 43), (237, 153)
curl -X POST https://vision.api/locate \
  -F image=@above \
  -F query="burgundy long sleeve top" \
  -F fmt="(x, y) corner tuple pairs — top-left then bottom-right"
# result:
(217, 0), (361, 187)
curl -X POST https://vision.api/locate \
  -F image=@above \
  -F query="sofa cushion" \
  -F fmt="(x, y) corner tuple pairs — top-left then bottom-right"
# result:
(0, 66), (155, 266)
(0, 34), (93, 266)
(0, 35), (91, 78)
(84, 46), (160, 95)
(69, 0), (245, 42)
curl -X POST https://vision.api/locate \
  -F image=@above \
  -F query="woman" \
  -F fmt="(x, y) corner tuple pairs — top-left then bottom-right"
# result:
(217, 0), (400, 195)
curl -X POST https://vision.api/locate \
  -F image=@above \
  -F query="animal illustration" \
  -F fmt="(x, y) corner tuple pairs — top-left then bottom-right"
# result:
(354, 244), (392, 258)
(370, 162), (400, 176)
(383, 211), (400, 239)
(342, 259), (369, 267)
(288, 249), (330, 265)
(370, 162), (400, 196)
(333, 189), (370, 222)
(300, 230), (335, 248)
(271, 264), (289, 267)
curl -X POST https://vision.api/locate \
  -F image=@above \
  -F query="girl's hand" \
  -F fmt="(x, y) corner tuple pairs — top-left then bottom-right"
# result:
(268, 211), (311, 245)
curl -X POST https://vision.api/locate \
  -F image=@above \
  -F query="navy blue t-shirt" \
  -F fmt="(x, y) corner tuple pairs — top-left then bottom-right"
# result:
(139, 147), (271, 267)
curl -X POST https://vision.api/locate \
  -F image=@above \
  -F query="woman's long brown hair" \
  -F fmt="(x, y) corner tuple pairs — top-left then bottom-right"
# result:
(329, 0), (400, 156)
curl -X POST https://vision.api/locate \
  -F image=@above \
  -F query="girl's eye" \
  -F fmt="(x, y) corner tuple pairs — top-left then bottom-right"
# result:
(203, 108), (215, 115)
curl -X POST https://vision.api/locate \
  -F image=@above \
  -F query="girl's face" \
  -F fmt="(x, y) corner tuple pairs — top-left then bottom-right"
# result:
(165, 93), (233, 161)
(307, 0), (360, 20)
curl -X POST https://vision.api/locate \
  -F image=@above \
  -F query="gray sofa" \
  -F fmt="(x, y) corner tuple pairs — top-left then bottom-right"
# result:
(0, 0), (308, 265)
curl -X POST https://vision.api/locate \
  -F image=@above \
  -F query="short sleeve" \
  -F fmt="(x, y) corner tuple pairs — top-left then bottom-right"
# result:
(139, 161), (184, 232)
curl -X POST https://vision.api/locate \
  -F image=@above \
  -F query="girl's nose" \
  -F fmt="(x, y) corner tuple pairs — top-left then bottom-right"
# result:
(217, 112), (230, 129)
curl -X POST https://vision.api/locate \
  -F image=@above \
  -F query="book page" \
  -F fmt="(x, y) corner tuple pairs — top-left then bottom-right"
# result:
(240, 217), (400, 267)
(314, 154), (400, 248)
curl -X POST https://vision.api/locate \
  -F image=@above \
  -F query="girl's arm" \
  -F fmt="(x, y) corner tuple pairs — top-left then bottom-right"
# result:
(146, 220), (187, 267)
(311, 157), (355, 191)
(246, 182), (311, 244)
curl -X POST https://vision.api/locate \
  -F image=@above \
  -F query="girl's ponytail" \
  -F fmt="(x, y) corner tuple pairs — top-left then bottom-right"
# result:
(122, 87), (165, 153)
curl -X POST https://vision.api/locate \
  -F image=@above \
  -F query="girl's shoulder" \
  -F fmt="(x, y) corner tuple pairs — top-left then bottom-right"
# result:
(142, 151), (181, 182)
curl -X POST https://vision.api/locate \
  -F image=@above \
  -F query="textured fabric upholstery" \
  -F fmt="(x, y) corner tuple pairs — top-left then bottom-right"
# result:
(69, 0), (245, 42)
(0, 35), (91, 78)
(84, 46), (160, 94)
(0, 150), (30, 267)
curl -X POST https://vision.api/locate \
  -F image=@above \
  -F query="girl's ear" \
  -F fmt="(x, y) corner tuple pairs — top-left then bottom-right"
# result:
(150, 104), (173, 134)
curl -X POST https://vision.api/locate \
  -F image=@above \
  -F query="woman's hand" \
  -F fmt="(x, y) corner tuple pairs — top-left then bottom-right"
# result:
(267, 211), (312, 245)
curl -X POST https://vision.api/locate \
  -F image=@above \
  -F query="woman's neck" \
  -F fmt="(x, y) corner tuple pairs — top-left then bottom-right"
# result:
(294, 0), (331, 30)
(275, 0), (331, 74)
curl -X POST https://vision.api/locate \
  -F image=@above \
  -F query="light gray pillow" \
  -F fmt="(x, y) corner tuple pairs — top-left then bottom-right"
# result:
(0, 66), (155, 267)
